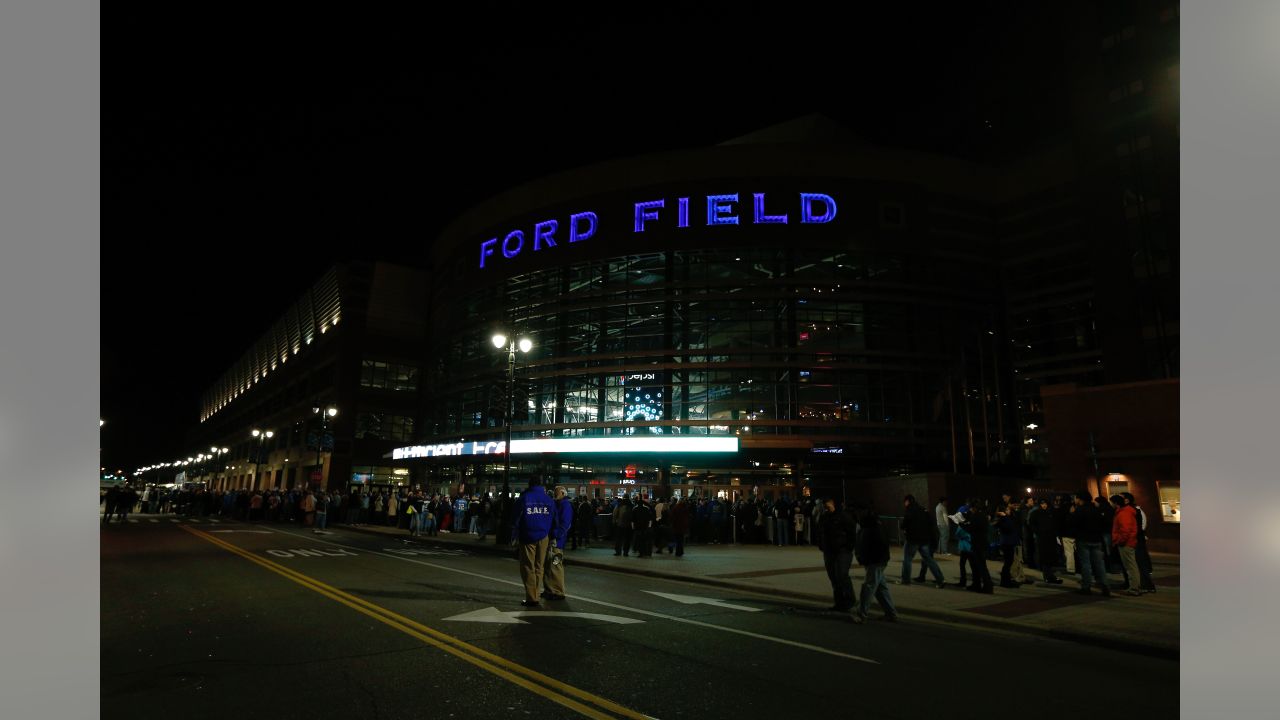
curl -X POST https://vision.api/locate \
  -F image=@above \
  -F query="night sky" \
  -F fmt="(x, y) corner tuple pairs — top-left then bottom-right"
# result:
(104, 6), (1069, 476)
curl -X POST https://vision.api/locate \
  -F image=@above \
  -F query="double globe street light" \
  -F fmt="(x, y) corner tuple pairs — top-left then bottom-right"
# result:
(311, 405), (338, 490)
(492, 332), (532, 544)
(251, 429), (274, 490)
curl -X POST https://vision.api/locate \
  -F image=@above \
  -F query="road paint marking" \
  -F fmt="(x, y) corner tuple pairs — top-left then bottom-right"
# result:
(208, 530), (275, 535)
(266, 526), (879, 665)
(263, 548), (356, 557)
(444, 606), (644, 625)
(180, 526), (655, 720)
(383, 547), (470, 557)
(169, 519), (181, 523)
(642, 591), (762, 612)
(208, 519), (220, 523)
(149, 519), (158, 523)
(127, 519), (138, 524)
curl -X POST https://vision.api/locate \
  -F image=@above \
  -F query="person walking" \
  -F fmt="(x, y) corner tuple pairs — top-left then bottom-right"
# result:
(816, 498), (857, 613)
(852, 504), (898, 624)
(515, 478), (555, 607)
(900, 495), (946, 588)
(1110, 495), (1144, 596)
(542, 487), (573, 601)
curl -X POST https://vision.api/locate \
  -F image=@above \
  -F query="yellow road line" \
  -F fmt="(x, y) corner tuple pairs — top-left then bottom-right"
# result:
(181, 525), (655, 720)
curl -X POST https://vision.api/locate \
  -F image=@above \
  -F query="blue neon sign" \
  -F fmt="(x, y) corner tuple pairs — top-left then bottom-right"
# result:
(479, 191), (837, 269)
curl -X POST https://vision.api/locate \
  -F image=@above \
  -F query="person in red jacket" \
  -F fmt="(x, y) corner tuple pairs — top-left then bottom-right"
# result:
(1110, 495), (1143, 596)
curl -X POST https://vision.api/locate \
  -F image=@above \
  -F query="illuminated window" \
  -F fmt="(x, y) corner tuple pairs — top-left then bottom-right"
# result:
(1158, 483), (1180, 523)
(1105, 474), (1130, 497)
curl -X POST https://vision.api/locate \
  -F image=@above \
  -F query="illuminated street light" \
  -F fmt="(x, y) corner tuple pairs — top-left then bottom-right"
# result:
(492, 331), (533, 545)
(250, 429), (274, 490)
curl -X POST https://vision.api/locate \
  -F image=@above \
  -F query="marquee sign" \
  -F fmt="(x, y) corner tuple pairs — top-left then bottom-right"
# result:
(390, 436), (739, 459)
(478, 191), (838, 269)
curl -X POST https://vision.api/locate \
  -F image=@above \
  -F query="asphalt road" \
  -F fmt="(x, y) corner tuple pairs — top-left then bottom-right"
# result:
(102, 519), (1179, 720)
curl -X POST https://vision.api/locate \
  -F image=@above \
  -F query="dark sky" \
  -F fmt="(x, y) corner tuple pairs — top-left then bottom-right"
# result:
(103, 6), (1071, 475)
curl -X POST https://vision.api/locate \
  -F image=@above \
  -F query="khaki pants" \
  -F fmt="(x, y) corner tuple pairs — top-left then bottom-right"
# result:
(519, 537), (549, 602)
(1119, 545), (1142, 591)
(543, 546), (565, 597)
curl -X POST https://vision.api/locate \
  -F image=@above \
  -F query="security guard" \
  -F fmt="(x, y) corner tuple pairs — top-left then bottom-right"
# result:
(516, 477), (556, 607)
(543, 486), (573, 600)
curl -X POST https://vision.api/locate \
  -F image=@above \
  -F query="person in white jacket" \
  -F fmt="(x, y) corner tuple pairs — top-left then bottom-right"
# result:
(935, 497), (951, 556)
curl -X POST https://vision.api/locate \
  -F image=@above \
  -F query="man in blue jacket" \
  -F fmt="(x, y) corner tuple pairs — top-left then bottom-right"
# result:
(515, 477), (556, 607)
(542, 486), (573, 601)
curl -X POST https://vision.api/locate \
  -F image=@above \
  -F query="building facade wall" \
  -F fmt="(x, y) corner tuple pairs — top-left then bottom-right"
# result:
(1040, 379), (1179, 551)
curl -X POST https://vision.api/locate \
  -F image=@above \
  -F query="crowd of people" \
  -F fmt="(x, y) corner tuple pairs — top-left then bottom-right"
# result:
(102, 482), (1160, 614)
(100, 484), (826, 548)
(812, 489), (1160, 623)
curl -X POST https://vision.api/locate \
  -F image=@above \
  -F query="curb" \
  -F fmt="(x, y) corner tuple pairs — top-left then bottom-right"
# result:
(343, 526), (1177, 660)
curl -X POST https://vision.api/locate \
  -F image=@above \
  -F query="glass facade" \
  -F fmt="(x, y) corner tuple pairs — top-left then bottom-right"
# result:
(427, 238), (1009, 490)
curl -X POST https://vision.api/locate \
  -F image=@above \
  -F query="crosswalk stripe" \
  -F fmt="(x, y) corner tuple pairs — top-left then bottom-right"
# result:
(128, 519), (138, 524)
(149, 519), (159, 523)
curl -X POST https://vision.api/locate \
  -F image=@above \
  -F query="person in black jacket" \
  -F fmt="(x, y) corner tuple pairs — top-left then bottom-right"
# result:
(815, 498), (858, 612)
(1022, 496), (1039, 568)
(852, 504), (897, 623)
(899, 495), (946, 588)
(632, 498), (654, 557)
(1030, 498), (1064, 585)
(961, 499), (994, 593)
(1068, 490), (1112, 597)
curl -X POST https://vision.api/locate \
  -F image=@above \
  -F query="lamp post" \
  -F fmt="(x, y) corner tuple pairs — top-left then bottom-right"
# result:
(492, 332), (532, 544)
(251, 429), (274, 491)
(208, 447), (228, 489)
(311, 406), (338, 491)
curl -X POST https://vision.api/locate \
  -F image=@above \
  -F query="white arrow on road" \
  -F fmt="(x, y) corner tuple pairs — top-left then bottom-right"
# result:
(443, 606), (643, 625)
(642, 591), (762, 612)
(209, 530), (275, 534)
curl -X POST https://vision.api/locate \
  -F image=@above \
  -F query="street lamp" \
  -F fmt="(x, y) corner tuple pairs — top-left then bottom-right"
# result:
(251, 429), (274, 490)
(208, 447), (228, 489)
(310, 406), (338, 491)
(492, 332), (532, 544)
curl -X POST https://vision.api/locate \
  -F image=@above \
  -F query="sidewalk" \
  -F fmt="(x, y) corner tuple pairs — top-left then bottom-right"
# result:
(343, 524), (1179, 658)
